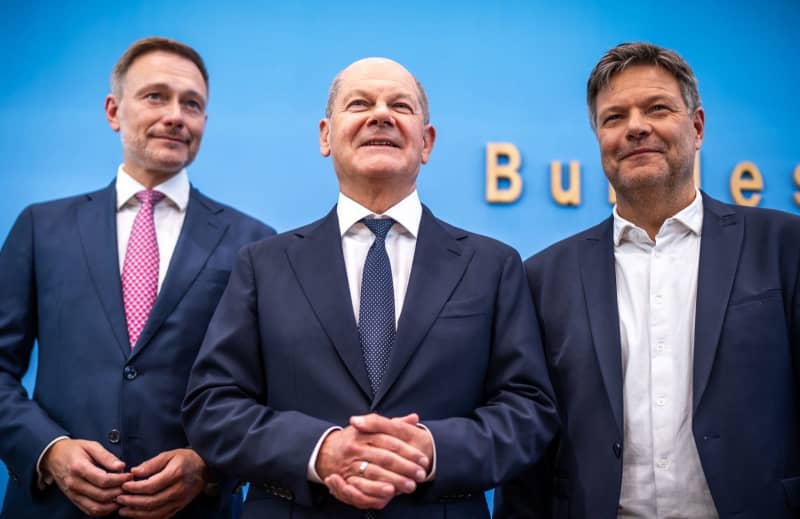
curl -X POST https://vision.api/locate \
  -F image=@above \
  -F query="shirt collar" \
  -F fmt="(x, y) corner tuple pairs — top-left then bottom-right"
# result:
(613, 188), (704, 246)
(115, 165), (190, 211)
(337, 190), (422, 238)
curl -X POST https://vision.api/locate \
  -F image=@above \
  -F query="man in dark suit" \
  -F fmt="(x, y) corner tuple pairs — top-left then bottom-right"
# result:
(0, 37), (274, 518)
(181, 57), (559, 518)
(495, 42), (800, 518)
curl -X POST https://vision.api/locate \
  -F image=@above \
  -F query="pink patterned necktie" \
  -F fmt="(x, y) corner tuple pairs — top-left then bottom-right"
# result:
(122, 190), (165, 348)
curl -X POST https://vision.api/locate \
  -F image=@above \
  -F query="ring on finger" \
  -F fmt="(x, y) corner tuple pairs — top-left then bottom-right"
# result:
(358, 460), (369, 476)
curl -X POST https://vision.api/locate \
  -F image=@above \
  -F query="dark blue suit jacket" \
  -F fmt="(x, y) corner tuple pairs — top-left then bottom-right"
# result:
(495, 193), (800, 518)
(182, 206), (559, 519)
(0, 183), (274, 518)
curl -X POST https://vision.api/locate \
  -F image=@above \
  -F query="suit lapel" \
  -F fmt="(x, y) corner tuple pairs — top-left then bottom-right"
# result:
(372, 207), (473, 408)
(130, 188), (227, 358)
(286, 208), (373, 400)
(77, 183), (130, 358)
(693, 193), (741, 413)
(578, 218), (624, 434)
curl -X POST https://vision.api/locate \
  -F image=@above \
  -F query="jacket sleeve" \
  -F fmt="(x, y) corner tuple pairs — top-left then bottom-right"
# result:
(0, 207), (71, 495)
(182, 244), (334, 508)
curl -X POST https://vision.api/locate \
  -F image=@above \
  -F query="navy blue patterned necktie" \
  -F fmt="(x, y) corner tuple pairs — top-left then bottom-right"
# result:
(359, 218), (396, 397)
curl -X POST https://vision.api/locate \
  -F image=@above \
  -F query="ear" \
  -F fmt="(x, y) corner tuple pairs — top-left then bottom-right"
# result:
(692, 107), (705, 150)
(105, 94), (121, 132)
(319, 119), (331, 157)
(420, 124), (436, 165)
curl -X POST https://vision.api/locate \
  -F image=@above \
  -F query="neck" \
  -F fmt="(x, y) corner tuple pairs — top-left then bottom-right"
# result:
(341, 182), (415, 215)
(123, 165), (180, 190)
(616, 183), (696, 241)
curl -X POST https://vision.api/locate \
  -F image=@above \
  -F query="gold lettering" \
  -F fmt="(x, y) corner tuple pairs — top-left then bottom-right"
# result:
(794, 165), (800, 207)
(486, 143), (522, 203)
(550, 160), (581, 206)
(730, 161), (763, 207)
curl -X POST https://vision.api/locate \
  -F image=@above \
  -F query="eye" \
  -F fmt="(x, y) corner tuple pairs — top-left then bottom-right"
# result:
(393, 102), (413, 114)
(346, 99), (369, 111)
(184, 99), (204, 113)
(601, 113), (622, 126)
(144, 92), (163, 102)
(649, 104), (670, 114)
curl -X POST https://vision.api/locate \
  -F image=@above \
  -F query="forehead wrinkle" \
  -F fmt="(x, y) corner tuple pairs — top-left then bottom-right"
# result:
(130, 81), (204, 96)
(600, 92), (681, 112)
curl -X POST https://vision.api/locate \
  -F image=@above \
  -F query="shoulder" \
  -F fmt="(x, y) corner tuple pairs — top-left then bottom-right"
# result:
(429, 213), (521, 264)
(524, 217), (612, 270)
(24, 186), (110, 214)
(241, 212), (331, 256)
(702, 192), (800, 239)
(190, 188), (276, 238)
(8, 186), (113, 231)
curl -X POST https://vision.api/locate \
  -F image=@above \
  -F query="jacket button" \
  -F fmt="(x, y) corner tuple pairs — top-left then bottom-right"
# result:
(613, 442), (622, 458)
(123, 366), (138, 380)
(108, 429), (121, 444)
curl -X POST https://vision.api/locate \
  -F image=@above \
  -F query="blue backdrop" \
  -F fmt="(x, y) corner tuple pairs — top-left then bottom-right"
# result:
(1, 0), (798, 506)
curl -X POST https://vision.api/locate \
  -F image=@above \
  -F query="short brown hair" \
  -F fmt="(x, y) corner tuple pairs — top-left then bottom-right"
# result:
(110, 36), (208, 97)
(586, 42), (700, 130)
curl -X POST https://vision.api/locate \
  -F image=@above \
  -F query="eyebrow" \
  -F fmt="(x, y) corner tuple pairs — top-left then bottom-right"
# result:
(134, 82), (207, 100)
(342, 89), (417, 105)
(599, 93), (680, 114)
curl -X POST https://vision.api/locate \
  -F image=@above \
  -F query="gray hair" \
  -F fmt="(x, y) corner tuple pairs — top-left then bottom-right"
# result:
(586, 42), (700, 130)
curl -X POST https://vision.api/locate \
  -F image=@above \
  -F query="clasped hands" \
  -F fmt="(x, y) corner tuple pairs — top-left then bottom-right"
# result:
(41, 439), (208, 518)
(316, 413), (434, 510)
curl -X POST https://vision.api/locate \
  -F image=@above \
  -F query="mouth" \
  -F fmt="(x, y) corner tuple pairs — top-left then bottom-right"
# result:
(360, 139), (400, 148)
(621, 148), (661, 160)
(152, 135), (188, 145)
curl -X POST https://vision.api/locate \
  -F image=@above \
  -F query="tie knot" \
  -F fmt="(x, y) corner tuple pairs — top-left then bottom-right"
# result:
(362, 218), (395, 241)
(135, 190), (166, 208)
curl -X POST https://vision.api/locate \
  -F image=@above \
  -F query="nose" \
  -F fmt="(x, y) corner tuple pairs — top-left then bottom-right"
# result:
(161, 99), (185, 128)
(625, 109), (650, 141)
(368, 102), (394, 128)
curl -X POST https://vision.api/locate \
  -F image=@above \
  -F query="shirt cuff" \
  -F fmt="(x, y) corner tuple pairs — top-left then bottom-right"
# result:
(307, 426), (342, 483)
(416, 423), (436, 481)
(36, 436), (70, 489)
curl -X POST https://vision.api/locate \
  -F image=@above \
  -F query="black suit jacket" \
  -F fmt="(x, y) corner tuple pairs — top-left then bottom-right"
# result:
(182, 206), (559, 518)
(495, 192), (800, 518)
(0, 182), (275, 518)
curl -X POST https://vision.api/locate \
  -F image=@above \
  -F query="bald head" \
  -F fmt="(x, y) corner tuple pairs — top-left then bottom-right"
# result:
(325, 58), (430, 124)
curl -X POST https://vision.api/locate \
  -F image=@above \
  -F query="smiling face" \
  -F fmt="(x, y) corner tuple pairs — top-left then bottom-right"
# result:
(105, 50), (208, 188)
(319, 58), (435, 205)
(594, 64), (704, 200)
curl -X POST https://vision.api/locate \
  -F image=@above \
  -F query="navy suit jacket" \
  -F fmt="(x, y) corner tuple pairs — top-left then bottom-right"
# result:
(182, 206), (559, 519)
(0, 183), (274, 518)
(495, 193), (800, 518)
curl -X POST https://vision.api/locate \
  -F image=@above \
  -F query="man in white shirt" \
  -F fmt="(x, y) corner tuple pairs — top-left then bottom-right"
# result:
(495, 42), (800, 519)
(182, 57), (559, 518)
(0, 37), (274, 518)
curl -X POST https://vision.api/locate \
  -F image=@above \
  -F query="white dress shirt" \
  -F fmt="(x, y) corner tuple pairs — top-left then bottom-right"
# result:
(614, 191), (718, 518)
(115, 165), (190, 290)
(306, 190), (437, 483)
(337, 190), (420, 325)
(36, 166), (189, 485)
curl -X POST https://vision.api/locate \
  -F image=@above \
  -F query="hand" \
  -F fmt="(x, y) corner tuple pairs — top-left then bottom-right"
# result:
(317, 414), (429, 509)
(41, 438), (131, 516)
(350, 413), (434, 474)
(328, 413), (435, 509)
(116, 448), (208, 518)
